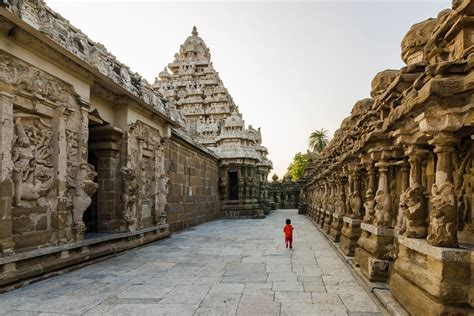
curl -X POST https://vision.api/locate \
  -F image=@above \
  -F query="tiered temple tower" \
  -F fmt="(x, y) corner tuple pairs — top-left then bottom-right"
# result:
(154, 26), (272, 217)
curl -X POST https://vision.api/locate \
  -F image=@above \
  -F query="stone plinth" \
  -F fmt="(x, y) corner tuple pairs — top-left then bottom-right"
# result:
(323, 210), (333, 234)
(329, 213), (344, 242)
(354, 223), (394, 282)
(339, 217), (362, 256)
(390, 237), (474, 316)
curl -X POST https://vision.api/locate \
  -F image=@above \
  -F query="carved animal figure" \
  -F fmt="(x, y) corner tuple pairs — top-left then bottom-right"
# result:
(72, 163), (98, 237)
(374, 189), (392, 227)
(363, 194), (375, 224)
(427, 183), (458, 247)
(403, 185), (427, 238)
(349, 191), (362, 219)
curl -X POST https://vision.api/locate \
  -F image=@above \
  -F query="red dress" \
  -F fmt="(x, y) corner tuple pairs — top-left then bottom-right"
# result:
(283, 224), (294, 247)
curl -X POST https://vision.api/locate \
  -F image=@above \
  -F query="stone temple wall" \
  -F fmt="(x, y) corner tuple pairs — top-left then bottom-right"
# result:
(300, 1), (474, 314)
(165, 132), (220, 231)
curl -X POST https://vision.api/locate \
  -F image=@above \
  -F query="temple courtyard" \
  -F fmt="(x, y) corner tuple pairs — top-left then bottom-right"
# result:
(0, 209), (381, 315)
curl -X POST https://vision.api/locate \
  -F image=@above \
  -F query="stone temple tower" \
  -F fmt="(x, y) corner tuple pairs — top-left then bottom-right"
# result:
(154, 26), (272, 217)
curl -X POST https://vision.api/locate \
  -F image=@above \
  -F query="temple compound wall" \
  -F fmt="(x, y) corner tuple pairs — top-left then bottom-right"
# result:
(269, 177), (301, 210)
(165, 131), (220, 232)
(0, 1), (222, 290)
(300, 1), (474, 314)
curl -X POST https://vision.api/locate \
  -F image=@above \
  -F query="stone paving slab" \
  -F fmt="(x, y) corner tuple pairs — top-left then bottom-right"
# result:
(0, 209), (382, 315)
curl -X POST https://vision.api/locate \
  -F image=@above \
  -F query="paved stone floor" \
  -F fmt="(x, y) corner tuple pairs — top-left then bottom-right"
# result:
(0, 209), (382, 315)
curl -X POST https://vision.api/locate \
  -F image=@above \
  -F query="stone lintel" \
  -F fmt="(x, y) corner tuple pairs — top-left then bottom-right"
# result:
(361, 223), (394, 237)
(398, 236), (471, 262)
(343, 217), (362, 226)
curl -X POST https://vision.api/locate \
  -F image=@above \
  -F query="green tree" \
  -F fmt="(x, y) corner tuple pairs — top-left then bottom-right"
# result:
(309, 128), (329, 152)
(287, 152), (309, 181)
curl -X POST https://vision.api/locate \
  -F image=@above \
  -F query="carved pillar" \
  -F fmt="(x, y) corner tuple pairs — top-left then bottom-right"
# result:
(373, 160), (392, 227)
(330, 174), (347, 242)
(54, 105), (69, 244)
(427, 135), (458, 247)
(355, 153), (395, 282)
(363, 162), (377, 223)
(0, 92), (15, 256)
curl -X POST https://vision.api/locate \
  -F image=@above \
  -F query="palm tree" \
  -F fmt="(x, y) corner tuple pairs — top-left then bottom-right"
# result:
(309, 129), (329, 153)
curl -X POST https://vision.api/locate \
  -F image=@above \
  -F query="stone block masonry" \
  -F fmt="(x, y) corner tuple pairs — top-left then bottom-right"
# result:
(165, 131), (220, 232)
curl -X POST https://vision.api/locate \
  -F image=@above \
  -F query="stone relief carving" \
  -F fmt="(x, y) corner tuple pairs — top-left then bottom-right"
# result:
(427, 182), (458, 247)
(454, 147), (473, 233)
(349, 191), (363, 219)
(121, 167), (138, 231)
(373, 189), (392, 227)
(157, 174), (169, 225)
(335, 192), (346, 216)
(402, 185), (427, 238)
(71, 162), (98, 240)
(0, 53), (73, 103)
(12, 117), (54, 207)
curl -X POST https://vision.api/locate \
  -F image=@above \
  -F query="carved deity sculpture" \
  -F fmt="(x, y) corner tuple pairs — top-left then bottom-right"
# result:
(72, 163), (98, 239)
(374, 189), (392, 227)
(157, 174), (169, 225)
(427, 183), (458, 247)
(121, 167), (138, 231)
(363, 192), (376, 224)
(335, 193), (346, 216)
(403, 185), (427, 238)
(395, 191), (408, 233)
(12, 118), (35, 206)
(349, 191), (363, 219)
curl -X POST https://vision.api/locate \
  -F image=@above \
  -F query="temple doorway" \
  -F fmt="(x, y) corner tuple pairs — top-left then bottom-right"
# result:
(229, 171), (239, 200)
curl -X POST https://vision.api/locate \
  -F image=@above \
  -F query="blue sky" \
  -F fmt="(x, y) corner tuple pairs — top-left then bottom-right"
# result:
(49, 0), (450, 177)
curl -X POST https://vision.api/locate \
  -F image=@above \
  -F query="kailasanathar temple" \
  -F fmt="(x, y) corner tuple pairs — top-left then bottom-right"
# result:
(0, 0), (473, 315)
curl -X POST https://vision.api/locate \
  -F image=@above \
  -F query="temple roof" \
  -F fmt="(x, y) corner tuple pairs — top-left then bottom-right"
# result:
(173, 26), (211, 64)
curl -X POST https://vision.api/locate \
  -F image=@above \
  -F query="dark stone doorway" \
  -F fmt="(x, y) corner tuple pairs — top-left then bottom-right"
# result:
(228, 171), (239, 200)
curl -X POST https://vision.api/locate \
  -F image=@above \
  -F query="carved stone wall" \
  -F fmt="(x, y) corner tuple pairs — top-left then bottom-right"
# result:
(164, 132), (220, 231)
(301, 1), (474, 314)
(0, 51), (93, 249)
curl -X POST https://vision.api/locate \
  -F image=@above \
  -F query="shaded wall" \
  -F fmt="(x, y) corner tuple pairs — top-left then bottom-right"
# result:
(165, 132), (220, 231)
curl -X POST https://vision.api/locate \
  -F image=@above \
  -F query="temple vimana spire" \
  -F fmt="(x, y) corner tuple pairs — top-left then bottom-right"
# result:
(0, 0), (473, 314)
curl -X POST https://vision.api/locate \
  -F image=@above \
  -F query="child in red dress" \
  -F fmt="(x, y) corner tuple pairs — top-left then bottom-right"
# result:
(283, 219), (294, 249)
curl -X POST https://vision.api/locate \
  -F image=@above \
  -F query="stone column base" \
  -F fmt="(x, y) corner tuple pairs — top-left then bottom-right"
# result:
(329, 214), (343, 242)
(390, 236), (473, 315)
(339, 217), (362, 256)
(354, 223), (394, 282)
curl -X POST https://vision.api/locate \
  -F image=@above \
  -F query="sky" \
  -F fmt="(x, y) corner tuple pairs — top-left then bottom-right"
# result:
(48, 0), (450, 178)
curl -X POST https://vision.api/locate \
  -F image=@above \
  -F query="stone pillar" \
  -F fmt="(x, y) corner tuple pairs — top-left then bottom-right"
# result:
(340, 163), (364, 256)
(330, 174), (346, 242)
(54, 105), (69, 244)
(355, 155), (394, 282)
(0, 92), (15, 257)
(95, 150), (120, 232)
(391, 137), (470, 315)
(323, 179), (335, 234)
(319, 181), (328, 227)
(89, 126), (124, 232)
(427, 135), (458, 247)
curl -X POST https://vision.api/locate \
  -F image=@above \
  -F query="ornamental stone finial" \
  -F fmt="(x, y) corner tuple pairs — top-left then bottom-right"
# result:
(192, 26), (198, 36)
